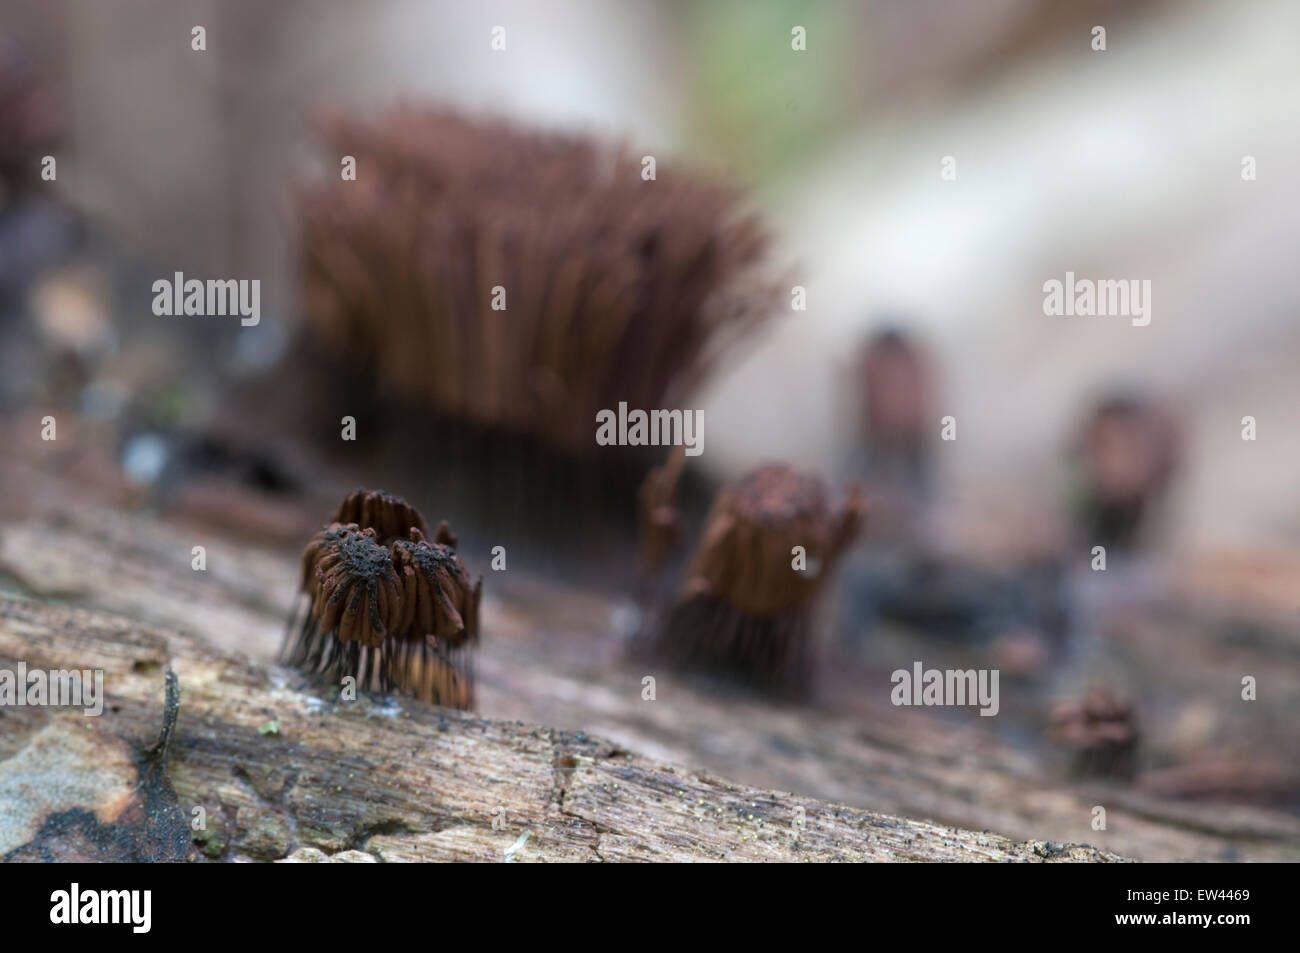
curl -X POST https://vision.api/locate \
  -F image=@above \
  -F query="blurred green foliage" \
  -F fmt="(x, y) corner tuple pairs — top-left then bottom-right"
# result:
(679, 0), (854, 182)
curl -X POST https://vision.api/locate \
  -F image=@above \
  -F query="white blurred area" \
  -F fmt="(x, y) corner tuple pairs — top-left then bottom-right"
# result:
(705, 0), (1300, 556)
(11, 0), (1300, 553)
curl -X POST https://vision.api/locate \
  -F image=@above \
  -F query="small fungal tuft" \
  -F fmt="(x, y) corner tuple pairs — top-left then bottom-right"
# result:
(283, 490), (480, 709)
(645, 464), (864, 697)
(1049, 685), (1139, 780)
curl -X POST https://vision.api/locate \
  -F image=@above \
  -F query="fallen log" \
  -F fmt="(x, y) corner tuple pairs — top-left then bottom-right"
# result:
(4, 434), (1299, 862)
(0, 596), (1124, 862)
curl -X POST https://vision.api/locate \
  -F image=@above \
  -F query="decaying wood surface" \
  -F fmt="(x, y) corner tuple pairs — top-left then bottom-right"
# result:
(0, 597), (1125, 862)
(3, 417), (1299, 861)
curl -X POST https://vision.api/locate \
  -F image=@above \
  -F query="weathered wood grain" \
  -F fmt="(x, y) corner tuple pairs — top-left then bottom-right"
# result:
(3, 421), (1298, 862)
(0, 597), (1126, 862)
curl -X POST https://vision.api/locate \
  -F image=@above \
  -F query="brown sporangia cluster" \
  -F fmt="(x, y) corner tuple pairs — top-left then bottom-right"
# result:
(284, 489), (481, 709)
(647, 464), (865, 697)
(859, 328), (931, 462)
(1048, 685), (1139, 780)
(333, 487), (428, 544)
(1074, 394), (1180, 550)
(301, 523), (402, 648)
(637, 446), (687, 574)
(296, 106), (776, 453)
(0, 31), (59, 198)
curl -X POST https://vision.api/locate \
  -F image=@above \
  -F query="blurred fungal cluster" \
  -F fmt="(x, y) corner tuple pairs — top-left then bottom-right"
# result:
(297, 107), (776, 453)
(643, 463), (866, 697)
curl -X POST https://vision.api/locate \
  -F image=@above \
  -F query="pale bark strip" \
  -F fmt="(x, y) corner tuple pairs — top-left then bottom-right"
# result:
(0, 597), (1125, 862)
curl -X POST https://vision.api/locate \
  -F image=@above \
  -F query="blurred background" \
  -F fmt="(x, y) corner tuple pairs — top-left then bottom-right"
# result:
(2, 0), (1299, 858)
(6, 0), (1300, 545)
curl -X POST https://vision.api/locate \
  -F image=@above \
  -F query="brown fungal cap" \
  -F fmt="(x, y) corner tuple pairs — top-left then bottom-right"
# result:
(298, 520), (354, 595)
(1072, 394), (1181, 550)
(392, 527), (481, 647)
(312, 524), (402, 647)
(682, 464), (865, 617)
(733, 465), (831, 528)
(1049, 685), (1139, 780)
(331, 488), (428, 544)
(432, 519), (458, 548)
